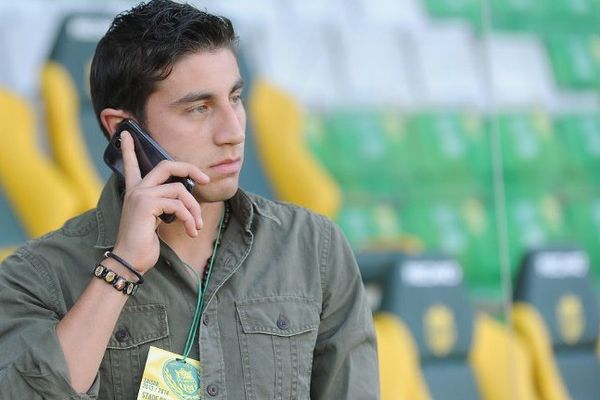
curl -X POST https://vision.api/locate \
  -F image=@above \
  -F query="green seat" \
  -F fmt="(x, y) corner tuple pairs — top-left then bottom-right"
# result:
(315, 109), (416, 199)
(554, 113), (600, 186)
(488, 0), (600, 33)
(504, 183), (572, 278)
(544, 0), (600, 32)
(406, 110), (489, 186)
(400, 185), (500, 300)
(562, 186), (600, 286)
(494, 112), (567, 184)
(335, 202), (404, 250)
(544, 34), (600, 91)
(488, 0), (546, 32)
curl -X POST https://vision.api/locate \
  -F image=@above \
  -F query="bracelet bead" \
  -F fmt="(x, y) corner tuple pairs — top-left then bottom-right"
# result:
(92, 263), (138, 296)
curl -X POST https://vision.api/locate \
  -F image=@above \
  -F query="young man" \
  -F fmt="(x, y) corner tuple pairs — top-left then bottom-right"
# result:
(0, 1), (379, 399)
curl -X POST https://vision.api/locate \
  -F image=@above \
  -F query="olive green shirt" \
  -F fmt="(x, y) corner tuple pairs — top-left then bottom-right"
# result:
(0, 176), (379, 399)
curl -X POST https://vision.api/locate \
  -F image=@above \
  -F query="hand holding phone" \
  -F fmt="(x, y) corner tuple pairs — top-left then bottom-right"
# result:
(104, 119), (195, 223)
(103, 121), (209, 274)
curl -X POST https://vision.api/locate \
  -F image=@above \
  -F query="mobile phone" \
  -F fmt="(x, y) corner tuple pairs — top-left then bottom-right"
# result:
(103, 119), (195, 223)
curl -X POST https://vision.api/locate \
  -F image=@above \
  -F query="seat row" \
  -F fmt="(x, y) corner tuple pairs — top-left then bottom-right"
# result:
(368, 247), (600, 399)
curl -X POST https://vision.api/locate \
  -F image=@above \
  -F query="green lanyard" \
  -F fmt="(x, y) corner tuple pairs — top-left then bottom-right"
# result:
(180, 207), (225, 362)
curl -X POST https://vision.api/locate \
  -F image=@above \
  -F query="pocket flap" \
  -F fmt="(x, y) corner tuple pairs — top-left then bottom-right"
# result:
(236, 296), (319, 337)
(107, 304), (169, 349)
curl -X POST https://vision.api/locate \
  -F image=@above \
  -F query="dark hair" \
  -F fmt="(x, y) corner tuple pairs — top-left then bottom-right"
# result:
(90, 0), (238, 138)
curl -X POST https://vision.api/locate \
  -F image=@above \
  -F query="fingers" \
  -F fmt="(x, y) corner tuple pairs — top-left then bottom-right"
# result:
(159, 199), (200, 237)
(141, 160), (210, 188)
(151, 183), (203, 229)
(125, 182), (203, 237)
(120, 131), (142, 189)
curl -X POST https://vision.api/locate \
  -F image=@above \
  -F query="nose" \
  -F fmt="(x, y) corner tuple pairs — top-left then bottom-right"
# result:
(214, 102), (245, 146)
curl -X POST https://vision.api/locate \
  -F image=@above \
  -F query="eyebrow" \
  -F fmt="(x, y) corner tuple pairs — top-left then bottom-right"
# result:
(170, 78), (245, 107)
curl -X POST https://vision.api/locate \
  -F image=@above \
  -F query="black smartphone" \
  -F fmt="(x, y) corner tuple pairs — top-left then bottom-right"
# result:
(103, 119), (195, 223)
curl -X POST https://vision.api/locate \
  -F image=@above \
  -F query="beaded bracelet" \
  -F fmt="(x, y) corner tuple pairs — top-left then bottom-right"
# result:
(93, 263), (139, 296)
(104, 251), (144, 284)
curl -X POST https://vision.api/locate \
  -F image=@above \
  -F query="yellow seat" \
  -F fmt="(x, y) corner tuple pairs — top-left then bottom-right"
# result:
(41, 62), (102, 211)
(470, 313), (538, 400)
(374, 312), (431, 400)
(512, 304), (570, 400)
(248, 80), (342, 218)
(379, 255), (537, 400)
(513, 249), (600, 400)
(0, 89), (81, 237)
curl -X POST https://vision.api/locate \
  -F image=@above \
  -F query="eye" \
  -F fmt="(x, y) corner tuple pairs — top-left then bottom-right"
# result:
(231, 92), (243, 104)
(189, 104), (208, 114)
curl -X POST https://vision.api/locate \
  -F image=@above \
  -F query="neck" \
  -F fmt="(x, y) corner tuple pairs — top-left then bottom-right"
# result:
(157, 201), (225, 267)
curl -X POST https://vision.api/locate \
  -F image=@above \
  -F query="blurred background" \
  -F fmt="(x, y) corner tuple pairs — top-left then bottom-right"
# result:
(1, 0), (600, 399)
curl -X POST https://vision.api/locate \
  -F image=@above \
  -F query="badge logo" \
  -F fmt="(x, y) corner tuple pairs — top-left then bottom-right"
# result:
(556, 293), (585, 345)
(424, 303), (456, 357)
(162, 359), (202, 400)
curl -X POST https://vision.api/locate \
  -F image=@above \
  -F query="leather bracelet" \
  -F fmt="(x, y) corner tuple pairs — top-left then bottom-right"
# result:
(93, 264), (139, 296)
(104, 251), (144, 284)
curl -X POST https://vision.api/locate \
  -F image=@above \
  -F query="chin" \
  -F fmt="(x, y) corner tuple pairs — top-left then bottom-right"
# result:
(195, 178), (239, 203)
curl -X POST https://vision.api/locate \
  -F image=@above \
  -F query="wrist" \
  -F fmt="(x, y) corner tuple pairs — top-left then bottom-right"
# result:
(105, 250), (145, 280)
(101, 258), (140, 282)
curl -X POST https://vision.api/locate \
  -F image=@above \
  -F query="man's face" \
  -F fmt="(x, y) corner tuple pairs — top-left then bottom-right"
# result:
(144, 48), (246, 202)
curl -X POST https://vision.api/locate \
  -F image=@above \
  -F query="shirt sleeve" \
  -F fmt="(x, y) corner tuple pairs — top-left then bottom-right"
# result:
(0, 248), (100, 399)
(310, 221), (380, 400)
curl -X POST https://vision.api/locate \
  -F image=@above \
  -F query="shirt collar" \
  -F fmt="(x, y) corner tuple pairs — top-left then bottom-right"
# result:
(94, 174), (259, 249)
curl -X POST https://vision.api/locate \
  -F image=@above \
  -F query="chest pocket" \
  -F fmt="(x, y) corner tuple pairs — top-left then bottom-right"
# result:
(99, 304), (170, 400)
(236, 296), (320, 400)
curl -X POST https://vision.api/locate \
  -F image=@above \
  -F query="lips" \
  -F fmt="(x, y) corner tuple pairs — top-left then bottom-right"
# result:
(210, 157), (241, 175)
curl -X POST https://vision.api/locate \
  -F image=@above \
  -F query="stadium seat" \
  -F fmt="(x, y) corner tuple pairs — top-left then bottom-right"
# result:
(484, 34), (558, 109)
(410, 24), (486, 108)
(244, 18), (340, 108)
(315, 108), (415, 197)
(334, 22), (417, 108)
(400, 187), (500, 300)
(248, 80), (342, 218)
(406, 110), (489, 185)
(380, 255), (481, 399)
(513, 248), (600, 400)
(374, 312), (431, 400)
(355, 0), (429, 32)
(562, 187), (600, 286)
(0, 89), (81, 238)
(41, 12), (113, 210)
(378, 254), (536, 399)
(470, 313), (538, 400)
(554, 112), (600, 186)
(544, 34), (600, 91)
(495, 111), (566, 183)
(504, 183), (571, 276)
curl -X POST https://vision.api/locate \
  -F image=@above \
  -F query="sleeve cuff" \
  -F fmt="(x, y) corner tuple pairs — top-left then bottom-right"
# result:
(13, 325), (100, 399)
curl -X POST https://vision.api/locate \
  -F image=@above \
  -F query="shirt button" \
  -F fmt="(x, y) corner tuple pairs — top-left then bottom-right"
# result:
(277, 315), (290, 330)
(206, 383), (219, 397)
(202, 314), (210, 326)
(115, 329), (129, 342)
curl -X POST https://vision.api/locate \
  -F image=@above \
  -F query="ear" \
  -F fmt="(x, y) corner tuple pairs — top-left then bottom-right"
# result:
(100, 108), (133, 138)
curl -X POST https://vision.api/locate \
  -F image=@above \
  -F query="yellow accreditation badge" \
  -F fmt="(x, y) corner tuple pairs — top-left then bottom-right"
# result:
(137, 346), (203, 400)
